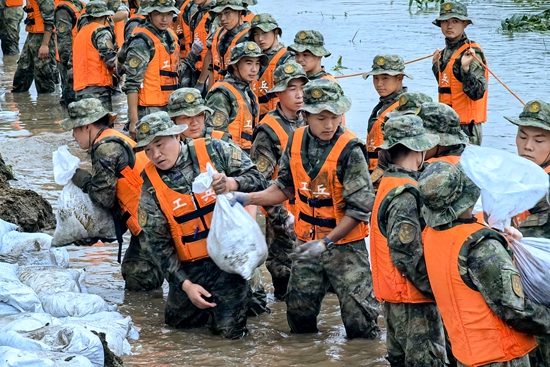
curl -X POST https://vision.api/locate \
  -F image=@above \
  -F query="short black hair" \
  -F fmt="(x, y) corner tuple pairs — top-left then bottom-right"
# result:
(388, 143), (412, 161)
(92, 114), (111, 128)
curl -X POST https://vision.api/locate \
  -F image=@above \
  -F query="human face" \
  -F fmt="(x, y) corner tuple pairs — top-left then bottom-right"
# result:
(150, 10), (173, 31)
(305, 110), (341, 141)
(516, 126), (550, 166)
(294, 50), (322, 75)
(252, 29), (277, 51)
(276, 78), (305, 115)
(373, 74), (403, 97)
(440, 18), (469, 42)
(219, 8), (241, 31)
(174, 113), (205, 139)
(234, 56), (261, 83)
(72, 125), (92, 149)
(144, 135), (181, 170)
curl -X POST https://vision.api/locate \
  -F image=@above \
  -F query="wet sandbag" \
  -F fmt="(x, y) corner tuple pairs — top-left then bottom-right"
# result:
(61, 311), (139, 340)
(0, 302), (19, 316)
(0, 219), (18, 249)
(0, 313), (56, 333)
(18, 267), (86, 295)
(39, 292), (114, 318)
(6, 248), (70, 268)
(0, 346), (94, 367)
(0, 324), (104, 367)
(0, 263), (43, 313)
(0, 231), (52, 254)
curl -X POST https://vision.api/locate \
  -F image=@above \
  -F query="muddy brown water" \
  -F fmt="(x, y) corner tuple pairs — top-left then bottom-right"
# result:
(1, 0), (549, 365)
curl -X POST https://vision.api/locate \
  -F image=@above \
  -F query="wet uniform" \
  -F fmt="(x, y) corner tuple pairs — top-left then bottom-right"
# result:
(0, 0), (25, 55)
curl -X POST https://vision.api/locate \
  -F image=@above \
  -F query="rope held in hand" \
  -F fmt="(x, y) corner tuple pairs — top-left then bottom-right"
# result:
(334, 53), (434, 79)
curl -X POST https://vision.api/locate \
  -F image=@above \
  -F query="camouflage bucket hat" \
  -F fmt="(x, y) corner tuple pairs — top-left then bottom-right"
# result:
(141, 0), (179, 15)
(167, 88), (214, 118)
(85, 1), (115, 18)
(287, 30), (331, 58)
(267, 61), (308, 96)
(136, 0), (150, 15)
(242, 0), (257, 5)
(211, 0), (245, 13)
(134, 111), (187, 150)
(378, 114), (440, 151)
(504, 100), (550, 132)
(419, 102), (469, 146)
(228, 41), (268, 66)
(248, 13), (282, 38)
(386, 92), (433, 119)
(419, 161), (481, 227)
(61, 98), (117, 131)
(300, 79), (351, 115)
(433, 1), (473, 27)
(363, 54), (413, 79)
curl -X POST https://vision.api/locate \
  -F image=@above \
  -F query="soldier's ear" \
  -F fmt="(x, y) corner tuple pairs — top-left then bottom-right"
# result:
(397, 75), (404, 82)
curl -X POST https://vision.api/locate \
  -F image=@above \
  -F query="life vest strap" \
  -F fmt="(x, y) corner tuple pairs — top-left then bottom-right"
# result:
(160, 70), (178, 77)
(174, 202), (215, 224)
(24, 7), (34, 12)
(258, 95), (270, 104)
(299, 212), (336, 228)
(438, 87), (451, 94)
(241, 132), (253, 142)
(160, 85), (179, 91)
(298, 192), (333, 208)
(368, 151), (379, 159)
(181, 229), (209, 243)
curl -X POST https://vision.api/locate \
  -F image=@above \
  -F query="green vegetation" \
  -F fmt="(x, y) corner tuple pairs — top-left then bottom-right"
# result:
(331, 56), (350, 74)
(501, 9), (550, 32)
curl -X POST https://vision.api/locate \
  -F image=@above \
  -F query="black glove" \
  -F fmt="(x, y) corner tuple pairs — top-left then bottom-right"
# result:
(72, 168), (92, 191)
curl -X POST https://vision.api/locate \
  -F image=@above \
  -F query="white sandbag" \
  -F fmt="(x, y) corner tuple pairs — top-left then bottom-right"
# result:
(51, 146), (116, 247)
(0, 262), (19, 283)
(0, 346), (94, 367)
(207, 194), (267, 280)
(0, 231), (52, 254)
(0, 324), (104, 367)
(0, 219), (18, 250)
(19, 267), (86, 295)
(0, 302), (20, 316)
(192, 162), (217, 193)
(50, 248), (70, 268)
(8, 248), (70, 268)
(0, 313), (56, 333)
(0, 281), (43, 313)
(39, 292), (114, 318)
(60, 311), (139, 340)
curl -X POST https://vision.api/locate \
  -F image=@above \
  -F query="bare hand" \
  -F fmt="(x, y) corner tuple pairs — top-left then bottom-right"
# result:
(182, 280), (217, 309)
(461, 49), (476, 72)
(38, 44), (49, 59)
(212, 173), (236, 194)
(432, 49), (441, 65)
(129, 119), (137, 140)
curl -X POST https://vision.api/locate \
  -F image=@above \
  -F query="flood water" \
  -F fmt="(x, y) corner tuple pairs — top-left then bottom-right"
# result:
(1, 0), (549, 365)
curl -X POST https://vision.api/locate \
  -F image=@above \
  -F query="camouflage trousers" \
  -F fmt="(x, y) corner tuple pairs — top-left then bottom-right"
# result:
(383, 302), (447, 366)
(164, 257), (250, 339)
(0, 5), (24, 56)
(529, 335), (550, 367)
(120, 235), (164, 292)
(12, 33), (57, 93)
(460, 122), (482, 146)
(58, 62), (76, 107)
(76, 86), (113, 111)
(247, 267), (270, 316)
(286, 239), (380, 339)
(458, 355), (530, 367)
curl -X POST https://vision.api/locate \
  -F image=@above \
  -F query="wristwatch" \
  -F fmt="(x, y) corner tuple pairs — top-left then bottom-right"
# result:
(322, 236), (335, 250)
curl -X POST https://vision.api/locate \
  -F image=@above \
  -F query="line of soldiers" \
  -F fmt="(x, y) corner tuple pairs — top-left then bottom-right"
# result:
(8, 0), (550, 365)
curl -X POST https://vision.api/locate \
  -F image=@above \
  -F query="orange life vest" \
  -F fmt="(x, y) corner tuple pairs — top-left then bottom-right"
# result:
(209, 81), (258, 152)
(73, 22), (114, 91)
(291, 126), (369, 244)
(113, 18), (125, 47)
(93, 129), (149, 236)
(251, 47), (288, 117)
(189, 7), (211, 72)
(242, 10), (254, 23)
(6, 0), (23, 7)
(211, 26), (250, 82)
(514, 165), (550, 227)
(424, 222), (537, 366)
(131, 26), (180, 107)
(207, 129), (231, 141)
(370, 175), (433, 303)
(367, 100), (399, 171)
(438, 42), (488, 125)
(175, 0), (193, 59)
(54, 0), (84, 62)
(144, 138), (220, 262)
(25, 0), (45, 33)
(426, 154), (461, 165)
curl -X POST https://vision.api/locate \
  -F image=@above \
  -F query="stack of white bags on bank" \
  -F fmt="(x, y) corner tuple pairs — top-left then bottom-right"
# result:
(0, 218), (138, 366)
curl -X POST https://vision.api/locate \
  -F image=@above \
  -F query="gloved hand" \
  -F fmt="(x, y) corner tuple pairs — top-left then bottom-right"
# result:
(191, 38), (204, 56)
(229, 192), (251, 207)
(284, 212), (295, 235)
(71, 168), (92, 191)
(194, 81), (205, 93)
(288, 239), (327, 261)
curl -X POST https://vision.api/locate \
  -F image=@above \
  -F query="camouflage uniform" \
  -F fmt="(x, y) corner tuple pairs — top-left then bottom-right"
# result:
(250, 61), (307, 300)
(419, 161), (550, 367)
(0, 0), (25, 55)
(432, 1), (488, 146)
(60, 98), (164, 291)
(12, 0), (57, 93)
(134, 112), (267, 338)
(273, 80), (380, 338)
(287, 30), (332, 80)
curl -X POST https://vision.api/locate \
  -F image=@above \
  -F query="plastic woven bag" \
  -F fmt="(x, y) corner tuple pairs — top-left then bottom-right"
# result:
(207, 194), (267, 280)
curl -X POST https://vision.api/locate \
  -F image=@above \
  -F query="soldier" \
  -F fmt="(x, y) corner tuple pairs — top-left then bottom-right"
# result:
(432, 1), (488, 146)
(123, 0), (146, 40)
(369, 114), (446, 366)
(12, 0), (57, 93)
(205, 41), (267, 154)
(119, 0), (180, 140)
(107, 0), (130, 48)
(241, 0), (256, 23)
(506, 100), (550, 367)
(287, 30), (335, 82)
(419, 161), (550, 367)
(0, 0), (24, 56)
(174, 0), (193, 62)
(72, 1), (118, 111)
(60, 98), (164, 292)
(249, 13), (293, 119)
(230, 79), (381, 339)
(54, 0), (84, 106)
(250, 61), (307, 300)
(134, 111), (267, 338)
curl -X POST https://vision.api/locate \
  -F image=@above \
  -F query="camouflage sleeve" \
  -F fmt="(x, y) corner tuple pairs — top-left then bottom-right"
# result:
(94, 28), (118, 69)
(204, 89), (232, 132)
(121, 37), (151, 94)
(274, 142), (295, 198)
(211, 139), (267, 192)
(55, 8), (74, 67)
(86, 142), (128, 210)
(106, 0), (121, 11)
(38, 0), (55, 32)
(206, 30), (214, 48)
(138, 176), (188, 286)
(454, 47), (488, 101)
(468, 238), (550, 335)
(339, 145), (375, 222)
(250, 130), (277, 181)
(431, 61), (439, 82)
(386, 191), (434, 299)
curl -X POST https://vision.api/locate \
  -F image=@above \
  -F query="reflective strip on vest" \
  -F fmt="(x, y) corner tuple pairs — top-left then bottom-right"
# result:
(211, 27), (250, 82)
(367, 101), (399, 171)
(251, 47), (288, 117)
(25, 0), (45, 33)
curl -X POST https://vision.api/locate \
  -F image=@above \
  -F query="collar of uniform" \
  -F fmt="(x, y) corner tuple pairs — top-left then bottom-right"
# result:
(169, 141), (188, 171)
(306, 124), (343, 146)
(275, 102), (304, 126)
(307, 66), (328, 80)
(385, 164), (421, 180)
(225, 71), (250, 89)
(433, 216), (478, 231)
(227, 21), (250, 36)
(444, 32), (468, 48)
(143, 19), (167, 39)
(379, 87), (407, 106)
(264, 42), (285, 57)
